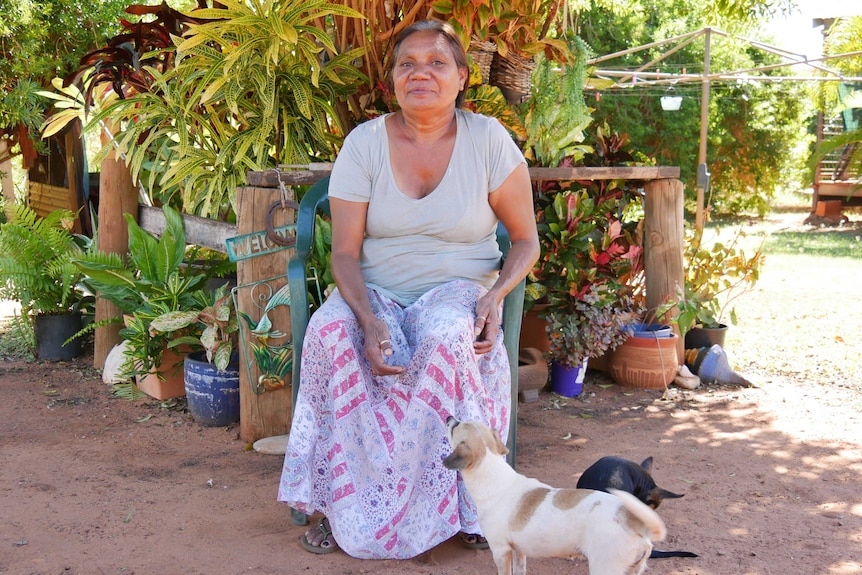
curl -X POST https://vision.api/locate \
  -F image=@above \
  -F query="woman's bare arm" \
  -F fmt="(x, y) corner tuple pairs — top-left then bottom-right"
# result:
(330, 197), (404, 375)
(473, 163), (540, 353)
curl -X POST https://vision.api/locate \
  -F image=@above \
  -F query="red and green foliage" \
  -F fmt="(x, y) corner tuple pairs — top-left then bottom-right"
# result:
(526, 127), (647, 367)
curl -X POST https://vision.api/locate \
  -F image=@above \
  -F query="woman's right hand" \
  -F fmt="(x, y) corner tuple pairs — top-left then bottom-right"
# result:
(364, 319), (405, 376)
(329, 197), (404, 377)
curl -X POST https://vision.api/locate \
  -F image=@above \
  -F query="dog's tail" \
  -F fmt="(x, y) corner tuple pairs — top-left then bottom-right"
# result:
(650, 549), (699, 559)
(608, 488), (666, 542)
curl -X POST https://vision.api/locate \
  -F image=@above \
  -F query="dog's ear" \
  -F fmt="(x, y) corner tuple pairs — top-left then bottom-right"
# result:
(640, 456), (654, 472)
(492, 429), (510, 457)
(443, 444), (469, 470)
(646, 487), (684, 508)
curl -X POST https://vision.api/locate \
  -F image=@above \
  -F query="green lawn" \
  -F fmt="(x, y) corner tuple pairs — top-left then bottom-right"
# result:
(765, 227), (862, 258)
(721, 207), (862, 399)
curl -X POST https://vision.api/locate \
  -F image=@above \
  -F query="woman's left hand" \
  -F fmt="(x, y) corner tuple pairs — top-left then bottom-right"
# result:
(473, 295), (499, 355)
(364, 318), (405, 376)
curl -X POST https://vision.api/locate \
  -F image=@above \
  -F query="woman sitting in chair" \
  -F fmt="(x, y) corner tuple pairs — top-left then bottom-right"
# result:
(278, 19), (539, 559)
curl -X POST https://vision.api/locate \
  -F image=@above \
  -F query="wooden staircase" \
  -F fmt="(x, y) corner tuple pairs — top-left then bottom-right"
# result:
(813, 115), (862, 208)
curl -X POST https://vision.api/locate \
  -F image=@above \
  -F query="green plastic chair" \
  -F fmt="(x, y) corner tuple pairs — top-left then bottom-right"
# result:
(286, 176), (525, 523)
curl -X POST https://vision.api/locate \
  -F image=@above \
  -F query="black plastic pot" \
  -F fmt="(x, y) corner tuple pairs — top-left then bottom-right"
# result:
(684, 324), (728, 350)
(34, 312), (82, 361)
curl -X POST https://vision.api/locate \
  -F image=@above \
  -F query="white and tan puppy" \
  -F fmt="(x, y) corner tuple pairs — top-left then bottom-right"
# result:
(443, 417), (666, 575)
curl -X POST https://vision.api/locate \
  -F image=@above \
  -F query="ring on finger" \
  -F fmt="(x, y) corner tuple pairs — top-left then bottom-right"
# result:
(379, 339), (391, 347)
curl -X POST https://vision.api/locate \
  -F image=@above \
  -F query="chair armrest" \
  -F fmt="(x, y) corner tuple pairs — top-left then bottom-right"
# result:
(502, 277), (525, 467)
(288, 176), (331, 411)
(495, 221), (512, 260)
(496, 221), (524, 467)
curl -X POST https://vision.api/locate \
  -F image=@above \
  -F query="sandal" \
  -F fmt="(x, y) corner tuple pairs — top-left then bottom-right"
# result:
(458, 532), (489, 550)
(301, 517), (340, 554)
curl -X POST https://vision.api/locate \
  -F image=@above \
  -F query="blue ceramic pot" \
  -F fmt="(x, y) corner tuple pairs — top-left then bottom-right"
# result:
(183, 351), (240, 426)
(629, 323), (673, 338)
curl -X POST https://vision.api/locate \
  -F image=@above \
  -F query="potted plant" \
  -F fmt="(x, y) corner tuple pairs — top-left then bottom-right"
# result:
(607, 323), (681, 390)
(544, 284), (642, 396)
(150, 284), (238, 371)
(521, 35), (592, 167)
(42, 0), (366, 221)
(72, 204), (210, 397)
(0, 204), (93, 360)
(522, 123), (649, 376)
(657, 224), (765, 350)
(150, 284), (241, 425)
(432, 0), (573, 104)
(432, 0), (571, 62)
(526, 182), (644, 396)
(73, 205), (204, 314)
(116, 298), (195, 399)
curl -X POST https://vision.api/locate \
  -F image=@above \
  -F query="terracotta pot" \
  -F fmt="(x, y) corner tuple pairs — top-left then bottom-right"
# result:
(519, 305), (550, 353)
(608, 333), (679, 389)
(588, 350), (610, 372)
(136, 347), (188, 400)
(517, 347), (548, 403)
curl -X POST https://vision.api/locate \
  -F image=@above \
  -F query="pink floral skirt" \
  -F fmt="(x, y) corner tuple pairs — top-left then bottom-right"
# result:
(277, 280), (511, 559)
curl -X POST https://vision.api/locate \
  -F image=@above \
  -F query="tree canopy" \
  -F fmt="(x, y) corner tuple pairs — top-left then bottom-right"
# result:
(3, 0), (806, 217)
(574, 0), (809, 216)
(1, 0), (136, 163)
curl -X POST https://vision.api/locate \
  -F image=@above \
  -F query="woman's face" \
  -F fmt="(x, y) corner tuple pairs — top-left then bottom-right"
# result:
(391, 29), (467, 113)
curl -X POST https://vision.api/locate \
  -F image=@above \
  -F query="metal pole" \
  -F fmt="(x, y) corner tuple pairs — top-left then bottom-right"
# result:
(696, 28), (711, 232)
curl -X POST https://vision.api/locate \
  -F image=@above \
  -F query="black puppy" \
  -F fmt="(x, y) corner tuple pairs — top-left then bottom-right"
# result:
(577, 456), (698, 559)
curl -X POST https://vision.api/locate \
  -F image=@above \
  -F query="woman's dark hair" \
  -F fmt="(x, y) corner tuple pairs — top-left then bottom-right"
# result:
(388, 19), (469, 108)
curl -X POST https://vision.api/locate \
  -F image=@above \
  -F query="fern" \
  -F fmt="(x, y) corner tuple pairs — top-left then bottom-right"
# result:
(523, 35), (593, 167)
(0, 204), (87, 316)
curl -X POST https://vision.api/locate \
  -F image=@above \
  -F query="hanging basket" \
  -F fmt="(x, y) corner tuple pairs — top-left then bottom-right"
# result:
(468, 37), (497, 85)
(489, 50), (536, 104)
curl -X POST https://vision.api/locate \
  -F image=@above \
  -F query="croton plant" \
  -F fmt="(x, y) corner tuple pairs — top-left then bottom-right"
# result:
(525, 127), (649, 368)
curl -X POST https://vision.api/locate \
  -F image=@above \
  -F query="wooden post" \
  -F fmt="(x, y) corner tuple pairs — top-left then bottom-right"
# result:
(695, 29), (711, 233)
(813, 109), (824, 211)
(643, 178), (685, 364)
(93, 128), (138, 368)
(235, 184), (295, 442)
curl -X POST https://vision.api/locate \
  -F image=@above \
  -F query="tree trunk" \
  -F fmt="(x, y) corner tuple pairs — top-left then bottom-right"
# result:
(0, 140), (14, 218)
(93, 127), (138, 369)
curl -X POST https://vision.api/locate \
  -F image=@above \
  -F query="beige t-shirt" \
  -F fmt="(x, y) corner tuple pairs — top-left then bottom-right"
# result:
(329, 109), (526, 306)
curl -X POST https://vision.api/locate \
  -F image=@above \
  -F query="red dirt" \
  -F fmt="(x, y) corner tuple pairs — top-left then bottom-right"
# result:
(2, 349), (860, 575)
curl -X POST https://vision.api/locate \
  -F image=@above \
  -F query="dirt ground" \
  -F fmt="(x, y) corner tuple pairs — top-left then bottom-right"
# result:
(1, 349), (860, 575)
(2, 208), (862, 575)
